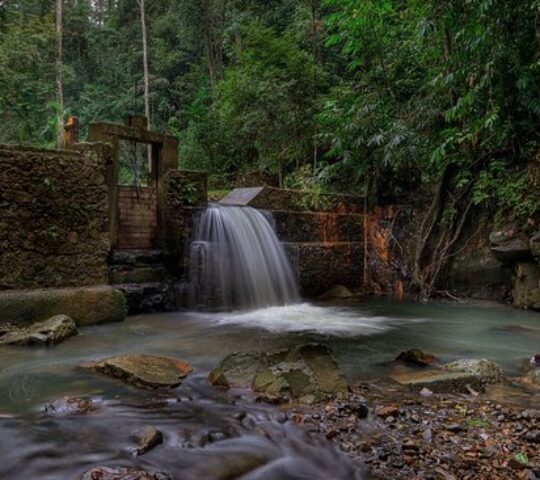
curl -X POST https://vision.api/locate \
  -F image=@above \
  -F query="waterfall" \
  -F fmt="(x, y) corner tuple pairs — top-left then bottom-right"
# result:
(189, 204), (300, 310)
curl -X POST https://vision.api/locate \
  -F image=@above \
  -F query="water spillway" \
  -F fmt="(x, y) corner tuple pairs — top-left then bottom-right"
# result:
(189, 204), (300, 310)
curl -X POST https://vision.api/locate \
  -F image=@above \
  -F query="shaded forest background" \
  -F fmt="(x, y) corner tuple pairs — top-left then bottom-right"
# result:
(1, 0), (539, 225)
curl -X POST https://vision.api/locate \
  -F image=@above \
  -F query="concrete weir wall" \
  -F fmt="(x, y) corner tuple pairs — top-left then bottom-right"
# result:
(219, 187), (404, 298)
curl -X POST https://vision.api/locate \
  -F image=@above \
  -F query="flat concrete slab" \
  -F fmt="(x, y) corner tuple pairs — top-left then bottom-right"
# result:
(219, 187), (265, 206)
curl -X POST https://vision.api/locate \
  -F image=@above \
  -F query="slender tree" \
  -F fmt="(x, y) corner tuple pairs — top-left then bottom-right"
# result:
(201, 0), (225, 89)
(55, 0), (64, 148)
(137, 0), (150, 126)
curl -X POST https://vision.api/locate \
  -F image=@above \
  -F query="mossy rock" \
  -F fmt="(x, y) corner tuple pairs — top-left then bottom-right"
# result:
(0, 314), (77, 346)
(209, 343), (348, 402)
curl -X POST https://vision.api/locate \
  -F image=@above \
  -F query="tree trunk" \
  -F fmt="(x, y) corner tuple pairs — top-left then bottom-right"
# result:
(309, 1), (320, 171)
(55, 0), (65, 149)
(201, 0), (225, 89)
(137, 0), (152, 172)
(138, 0), (150, 126)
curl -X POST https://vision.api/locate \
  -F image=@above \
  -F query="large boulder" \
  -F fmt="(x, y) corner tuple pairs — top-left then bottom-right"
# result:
(489, 229), (531, 264)
(391, 359), (502, 393)
(0, 314), (77, 346)
(77, 467), (171, 480)
(89, 354), (192, 389)
(209, 344), (348, 402)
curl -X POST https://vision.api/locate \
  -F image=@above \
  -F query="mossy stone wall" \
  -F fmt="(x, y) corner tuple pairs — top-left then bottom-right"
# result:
(0, 144), (111, 289)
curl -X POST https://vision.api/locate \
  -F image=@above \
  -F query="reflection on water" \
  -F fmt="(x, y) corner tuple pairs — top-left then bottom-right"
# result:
(0, 299), (538, 478)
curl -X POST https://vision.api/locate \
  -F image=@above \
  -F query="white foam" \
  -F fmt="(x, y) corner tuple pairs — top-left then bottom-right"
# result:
(194, 303), (425, 336)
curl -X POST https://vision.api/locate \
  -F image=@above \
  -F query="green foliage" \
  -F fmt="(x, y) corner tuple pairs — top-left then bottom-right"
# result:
(0, 10), (55, 145)
(320, 0), (540, 213)
(513, 453), (529, 465)
(0, 0), (538, 223)
(466, 418), (490, 428)
(473, 161), (539, 223)
(178, 180), (200, 206)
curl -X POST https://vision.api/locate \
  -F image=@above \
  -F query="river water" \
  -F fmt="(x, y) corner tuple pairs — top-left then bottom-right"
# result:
(0, 299), (538, 479)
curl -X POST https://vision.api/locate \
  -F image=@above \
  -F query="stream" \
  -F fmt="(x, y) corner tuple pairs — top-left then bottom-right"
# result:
(0, 299), (539, 479)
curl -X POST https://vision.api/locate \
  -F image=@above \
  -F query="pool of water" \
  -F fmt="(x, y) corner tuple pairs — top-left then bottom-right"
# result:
(0, 299), (538, 479)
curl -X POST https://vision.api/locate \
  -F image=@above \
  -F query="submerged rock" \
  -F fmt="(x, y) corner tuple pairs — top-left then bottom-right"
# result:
(130, 425), (163, 456)
(89, 354), (192, 389)
(0, 314), (77, 346)
(396, 348), (437, 367)
(209, 343), (348, 402)
(45, 397), (94, 416)
(526, 369), (540, 386)
(77, 466), (171, 480)
(318, 285), (355, 300)
(391, 359), (502, 393)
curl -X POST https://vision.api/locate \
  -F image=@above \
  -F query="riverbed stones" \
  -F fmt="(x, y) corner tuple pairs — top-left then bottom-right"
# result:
(396, 348), (437, 367)
(391, 359), (503, 393)
(77, 466), (171, 480)
(209, 343), (348, 402)
(0, 314), (77, 346)
(89, 354), (192, 389)
(130, 425), (163, 455)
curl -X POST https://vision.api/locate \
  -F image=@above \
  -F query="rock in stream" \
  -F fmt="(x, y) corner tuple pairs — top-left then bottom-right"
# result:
(88, 354), (192, 389)
(0, 314), (77, 346)
(209, 343), (348, 402)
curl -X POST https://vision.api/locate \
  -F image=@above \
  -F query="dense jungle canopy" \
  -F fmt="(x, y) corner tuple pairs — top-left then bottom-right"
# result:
(0, 0), (539, 223)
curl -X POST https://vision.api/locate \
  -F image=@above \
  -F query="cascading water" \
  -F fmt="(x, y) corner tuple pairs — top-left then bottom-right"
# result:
(189, 204), (300, 310)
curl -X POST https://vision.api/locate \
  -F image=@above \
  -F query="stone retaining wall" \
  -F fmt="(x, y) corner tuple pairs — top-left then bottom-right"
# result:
(0, 144), (111, 289)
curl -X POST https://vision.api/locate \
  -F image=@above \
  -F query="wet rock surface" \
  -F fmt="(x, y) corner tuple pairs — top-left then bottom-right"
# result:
(209, 343), (348, 402)
(396, 348), (437, 367)
(391, 359), (502, 393)
(89, 354), (192, 389)
(45, 397), (95, 416)
(286, 384), (540, 480)
(0, 314), (77, 346)
(130, 425), (163, 455)
(77, 466), (172, 480)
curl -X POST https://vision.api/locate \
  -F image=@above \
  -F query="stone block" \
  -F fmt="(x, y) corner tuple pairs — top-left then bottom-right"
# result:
(0, 286), (126, 326)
